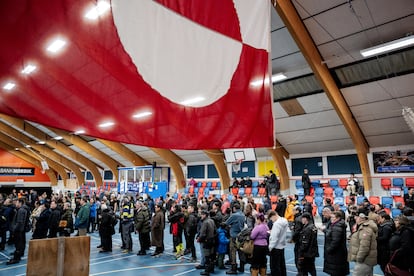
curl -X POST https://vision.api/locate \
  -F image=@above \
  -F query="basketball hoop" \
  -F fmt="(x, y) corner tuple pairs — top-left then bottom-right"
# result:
(232, 159), (243, 173)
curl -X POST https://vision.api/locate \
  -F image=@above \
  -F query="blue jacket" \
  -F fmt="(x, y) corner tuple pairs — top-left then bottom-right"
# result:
(225, 210), (245, 238)
(217, 227), (229, 254)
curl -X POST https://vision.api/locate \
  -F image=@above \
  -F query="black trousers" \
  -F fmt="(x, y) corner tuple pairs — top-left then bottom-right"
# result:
(269, 248), (286, 276)
(186, 232), (196, 258)
(139, 232), (150, 252)
(13, 230), (26, 260)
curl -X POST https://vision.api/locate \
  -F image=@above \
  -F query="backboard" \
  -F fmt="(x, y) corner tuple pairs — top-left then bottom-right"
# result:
(223, 148), (256, 163)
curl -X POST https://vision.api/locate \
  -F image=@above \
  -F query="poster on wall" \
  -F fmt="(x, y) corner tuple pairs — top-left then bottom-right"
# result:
(373, 150), (414, 173)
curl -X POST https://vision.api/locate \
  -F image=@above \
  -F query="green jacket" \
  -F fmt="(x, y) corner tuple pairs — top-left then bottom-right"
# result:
(134, 206), (151, 233)
(76, 203), (90, 229)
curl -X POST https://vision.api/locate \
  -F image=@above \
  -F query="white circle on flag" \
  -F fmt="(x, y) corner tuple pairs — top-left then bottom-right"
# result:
(112, 0), (243, 107)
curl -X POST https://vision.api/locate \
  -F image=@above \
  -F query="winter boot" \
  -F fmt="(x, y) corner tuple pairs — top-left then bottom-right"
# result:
(226, 264), (238, 275)
(251, 268), (259, 276)
(238, 262), (245, 273)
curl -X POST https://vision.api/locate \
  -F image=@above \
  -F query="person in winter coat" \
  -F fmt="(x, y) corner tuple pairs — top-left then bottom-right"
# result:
(298, 212), (319, 276)
(323, 211), (349, 276)
(134, 200), (151, 255)
(388, 215), (414, 274)
(250, 213), (269, 276)
(197, 209), (217, 276)
(348, 213), (377, 276)
(48, 200), (61, 238)
(168, 204), (185, 257)
(59, 202), (74, 237)
(151, 202), (165, 256)
(6, 198), (30, 265)
(216, 223), (229, 269)
(99, 203), (115, 253)
(185, 204), (198, 262)
(290, 206), (303, 274)
(32, 200), (51, 239)
(376, 212), (394, 273)
(284, 196), (296, 227)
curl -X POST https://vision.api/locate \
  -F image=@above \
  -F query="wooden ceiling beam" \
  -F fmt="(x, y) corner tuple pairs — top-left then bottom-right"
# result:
(275, 0), (372, 190)
(149, 148), (186, 190)
(51, 128), (122, 185)
(0, 132), (68, 183)
(203, 149), (230, 191)
(0, 122), (84, 186)
(98, 139), (150, 166)
(0, 140), (58, 185)
(0, 114), (103, 186)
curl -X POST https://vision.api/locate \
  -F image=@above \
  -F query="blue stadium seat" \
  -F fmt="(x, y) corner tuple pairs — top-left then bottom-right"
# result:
(297, 188), (304, 197)
(252, 181), (259, 188)
(295, 180), (302, 189)
(318, 206), (324, 216)
(334, 197), (344, 206)
(227, 194), (233, 202)
(194, 187), (199, 194)
(217, 182), (221, 188)
(204, 189), (210, 197)
(334, 187), (344, 197)
(392, 178), (404, 187)
(197, 182), (202, 187)
(314, 196), (323, 206)
(391, 208), (402, 218)
(357, 196), (365, 205)
(382, 196), (393, 208)
(311, 180), (320, 188)
(173, 193), (178, 200)
(252, 187), (258, 196)
(238, 187), (245, 196)
(314, 187), (323, 197)
(184, 187), (189, 194)
(404, 187), (409, 194)
(298, 195), (304, 202)
(329, 179), (339, 188)
(207, 182), (212, 188)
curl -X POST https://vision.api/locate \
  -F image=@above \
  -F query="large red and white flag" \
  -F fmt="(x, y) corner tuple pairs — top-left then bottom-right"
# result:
(0, 0), (273, 149)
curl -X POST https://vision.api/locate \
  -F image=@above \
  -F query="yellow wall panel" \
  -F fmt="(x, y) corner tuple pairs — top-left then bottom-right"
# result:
(258, 160), (278, 177)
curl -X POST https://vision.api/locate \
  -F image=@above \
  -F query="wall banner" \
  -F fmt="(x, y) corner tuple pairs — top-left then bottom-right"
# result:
(373, 150), (414, 173)
(0, 167), (35, 176)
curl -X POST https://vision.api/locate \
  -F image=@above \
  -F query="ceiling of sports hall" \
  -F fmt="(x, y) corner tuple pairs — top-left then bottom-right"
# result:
(0, 0), (413, 183)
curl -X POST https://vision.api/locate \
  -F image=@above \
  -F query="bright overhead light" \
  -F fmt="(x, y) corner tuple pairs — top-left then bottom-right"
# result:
(53, 136), (63, 140)
(360, 35), (414, 57)
(99, 121), (115, 128)
(14, 148), (19, 151)
(37, 141), (46, 144)
(132, 111), (152, 119)
(180, 97), (205, 106)
(47, 38), (67, 53)
(21, 64), (37, 75)
(85, 1), (111, 20)
(271, 73), (287, 83)
(3, 82), (16, 91)
(25, 145), (31, 148)
(74, 129), (85, 135)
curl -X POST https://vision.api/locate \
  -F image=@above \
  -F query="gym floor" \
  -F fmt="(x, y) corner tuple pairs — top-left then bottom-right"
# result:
(0, 226), (385, 276)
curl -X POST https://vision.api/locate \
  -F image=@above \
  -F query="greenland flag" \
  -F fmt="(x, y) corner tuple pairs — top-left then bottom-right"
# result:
(0, 0), (273, 149)
(111, 0), (274, 148)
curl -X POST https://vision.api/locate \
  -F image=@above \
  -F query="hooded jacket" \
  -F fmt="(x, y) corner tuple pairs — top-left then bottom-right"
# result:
(348, 219), (378, 266)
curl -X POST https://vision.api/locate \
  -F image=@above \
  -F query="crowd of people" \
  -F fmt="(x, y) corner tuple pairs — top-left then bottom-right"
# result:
(0, 184), (413, 275)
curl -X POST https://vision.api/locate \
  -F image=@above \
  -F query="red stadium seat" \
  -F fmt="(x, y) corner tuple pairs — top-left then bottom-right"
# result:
(381, 178), (392, 190)
(232, 187), (239, 196)
(245, 187), (252, 196)
(339, 179), (348, 189)
(406, 178), (414, 188)
(369, 196), (380, 205)
(394, 196), (404, 206)
(324, 187), (334, 198)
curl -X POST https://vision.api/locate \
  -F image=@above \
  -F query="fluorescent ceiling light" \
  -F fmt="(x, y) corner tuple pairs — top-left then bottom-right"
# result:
(21, 64), (37, 75)
(3, 82), (15, 90)
(180, 97), (205, 106)
(37, 141), (46, 144)
(74, 129), (85, 135)
(14, 148), (19, 151)
(47, 38), (67, 53)
(85, 1), (111, 20)
(99, 121), (115, 128)
(271, 73), (287, 83)
(132, 111), (152, 119)
(360, 35), (414, 57)
(53, 136), (63, 140)
(25, 145), (31, 148)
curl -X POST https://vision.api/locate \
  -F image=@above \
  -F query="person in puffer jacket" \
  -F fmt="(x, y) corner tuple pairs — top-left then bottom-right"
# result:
(348, 213), (377, 276)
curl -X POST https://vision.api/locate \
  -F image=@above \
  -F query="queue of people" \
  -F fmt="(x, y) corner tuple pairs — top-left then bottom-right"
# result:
(1, 186), (414, 276)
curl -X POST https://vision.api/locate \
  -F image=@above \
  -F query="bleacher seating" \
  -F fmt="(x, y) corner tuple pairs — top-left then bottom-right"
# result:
(305, 195), (313, 203)
(369, 196), (380, 205)
(245, 187), (252, 196)
(392, 178), (404, 188)
(231, 187), (239, 196)
(211, 182), (217, 189)
(311, 180), (320, 188)
(393, 196), (404, 206)
(189, 186), (194, 195)
(406, 178), (414, 188)
(324, 187), (334, 198)
(207, 182), (212, 188)
(357, 196), (365, 205)
(238, 187), (245, 196)
(334, 197), (344, 206)
(329, 179), (339, 188)
(382, 196), (393, 208)
(339, 179), (348, 189)
(334, 187), (343, 197)
(270, 195), (278, 203)
(295, 180), (302, 189)
(258, 187), (266, 197)
(201, 182), (207, 188)
(297, 188), (305, 197)
(381, 178), (392, 190)
(217, 182), (221, 188)
(391, 208), (402, 218)
(252, 187), (258, 196)
(314, 196), (323, 206)
(314, 187), (323, 197)
(252, 181), (259, 188)
(197, 182), (202, 187)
